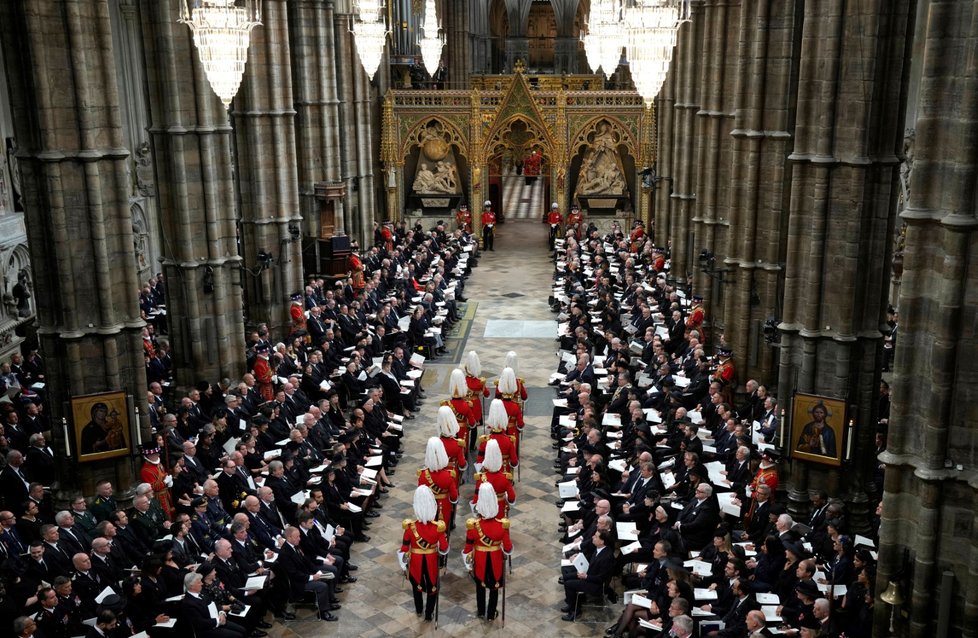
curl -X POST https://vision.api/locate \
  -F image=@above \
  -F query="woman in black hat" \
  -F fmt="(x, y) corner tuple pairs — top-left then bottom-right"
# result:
(750, 535), (786, 592)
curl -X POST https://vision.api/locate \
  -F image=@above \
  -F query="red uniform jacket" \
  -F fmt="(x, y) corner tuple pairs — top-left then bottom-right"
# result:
(444, 398), (477, 448)
(465, 375), (489, 423)
(440, 435), (468, 482)
(464, 516), (512, 584)
(140, 461), (173, 518)
(686, 304), (705, 330)
(253, 356), (274, 401)
(456, 209), (472, 232)
(417, 467), (458, 524)
(401, 519), (448, 587)
(500, 397), (524, 442)
(494, 378), (528, 404)
(477, 433), (518, 471)
(567, 210), (583, 226)
(290, 303), (306, 332)
(471, 470), (516, 517)
(481, 211), (496, 229)
(547, 210), (563, 226)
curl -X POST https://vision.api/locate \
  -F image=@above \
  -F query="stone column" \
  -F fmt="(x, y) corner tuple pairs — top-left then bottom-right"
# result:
(234, 0), (303, 336)
(690, 0), (739, 348)
(777, 0), (911, 519)
(723, 0), (799, 383)
(0, 0), (146, 489)
(877, 2), (978, 637)
(663, 1), (704, 283)
(139, 0), (247, 385)
(290, 0), (344, 236)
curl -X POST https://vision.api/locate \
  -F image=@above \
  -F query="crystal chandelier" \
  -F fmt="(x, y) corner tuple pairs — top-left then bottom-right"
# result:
(418, 0), (445, 77)
(353, 0), (389, 79)
(583, 0), (623, 79)
(178, 0), (263, 109)
(622, 0), (690, 107)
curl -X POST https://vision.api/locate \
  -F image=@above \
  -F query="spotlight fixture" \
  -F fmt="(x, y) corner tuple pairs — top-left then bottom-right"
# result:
(288, 222), (301, 241)
(257, 251), (273, 268)
(763, 316), (780, 344)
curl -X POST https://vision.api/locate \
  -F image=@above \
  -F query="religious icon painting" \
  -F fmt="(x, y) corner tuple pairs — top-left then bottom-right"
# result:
(790, 392), (847, 467)
(71, 390), (131, 462)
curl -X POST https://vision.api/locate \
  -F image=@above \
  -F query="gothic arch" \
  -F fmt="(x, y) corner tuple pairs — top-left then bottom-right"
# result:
(569, 115), (638, 160)
(399, 116), (469, 163)
(483, 114), (555, 165)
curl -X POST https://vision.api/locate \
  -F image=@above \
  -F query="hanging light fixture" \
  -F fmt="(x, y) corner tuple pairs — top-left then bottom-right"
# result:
(418, 0), (445, 77)
(584, 0), (624, 79)
(622, 0), (690, 107)
(178, 0), (263, 109)
(353, 0), (389, 79)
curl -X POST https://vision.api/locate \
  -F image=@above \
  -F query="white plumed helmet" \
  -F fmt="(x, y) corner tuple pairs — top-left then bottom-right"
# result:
(414, 485), (438, 523)
(449, 368), (468, 398)
(498, 367), (517, 395)
(475, 481), (500, 519)
(464, 351), (482, 377)
(437, 405), (459, 437)
(424, 436), (449, 471)
(482, 439), (503, 473)
(485, 399), (508, 431)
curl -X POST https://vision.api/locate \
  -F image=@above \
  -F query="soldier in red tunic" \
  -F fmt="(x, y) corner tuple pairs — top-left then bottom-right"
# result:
(446, 368), (478, 450)
(464, 482), (513, 621)
(417, 437), (458, 530)
(566, 204), (584, 233)
(464, 351), (490, 431)
(289, 293), (307, 340)
(437, 405), (467, 487)
(252, 344), (274, 402)
(547, 202), (563, 250)
(139, 445), (174, 519)
(380, 220), (394, 253)
(629, 220), (646, 251)
(494, 351), (529, 406)
(480, 201), (496, 251)
(712, 346), (735, 405)
(495, 367), (524, 453)
(477, 399), (519, 474)
(686, 294), (706, 334)
(746, 449), (780, 525)
(455, 203), (473, 233)
(471, 439), (515, 518)
(349, 250), (366, 294)
(401, 485), (449, 621)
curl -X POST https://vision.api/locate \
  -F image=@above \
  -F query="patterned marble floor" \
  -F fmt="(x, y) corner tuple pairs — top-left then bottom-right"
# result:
(500, 168), (546, 221)
(274, 220), (614, 637)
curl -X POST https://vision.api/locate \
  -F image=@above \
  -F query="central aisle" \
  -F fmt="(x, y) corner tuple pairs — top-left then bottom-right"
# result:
(285, 219), (601, 637)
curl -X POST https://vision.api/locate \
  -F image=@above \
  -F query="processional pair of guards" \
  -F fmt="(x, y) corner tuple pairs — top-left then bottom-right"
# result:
(399, 351), (527, 627)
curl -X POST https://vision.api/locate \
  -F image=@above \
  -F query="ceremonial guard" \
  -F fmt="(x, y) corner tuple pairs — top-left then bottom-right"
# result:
(746, 449), (780, 525)
(494, 351), (528, 407)
(496, 367), (524, 452)
(349, 250), (366, 295)
(566, 204), (584, 233)
(455, 203), (473, 233)
(380, 220), (395, 252)
(464, 482), (513, 621)
(289, 293), (307, 340)
(480, 201), (496, 251)
(712, 347), (735, 404)
(139, 444), (173, 519)
(253, 344), (274, 401)
(436, 406), (467, 486)
(477, 400), (518, 474)
(400, 486), (449, 622)
(445, 368), (478, 450)
(629, 220), (645, 251)
(472, 439), (515, 518)
(417, 437), (458, 528)
(686, 294), (705, 334)
(464, 351), (490, 433)
(547, 203), (563, 250)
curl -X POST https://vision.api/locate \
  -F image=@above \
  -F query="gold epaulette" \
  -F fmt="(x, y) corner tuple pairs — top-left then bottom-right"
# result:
(473, 472), (483, 481)
(435, 520), (447, 533)
(402, 518), (412, 530)
(440, 399), (451, 407)
(456, 438), (466, 447)
(416, 468), (424, 477)
(500, 518), (510, 529)
(449, 469), (457, 478)
(466, 518), (476, 530)
(505, 472), (513, 481)
(478, 434), (489, 444)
